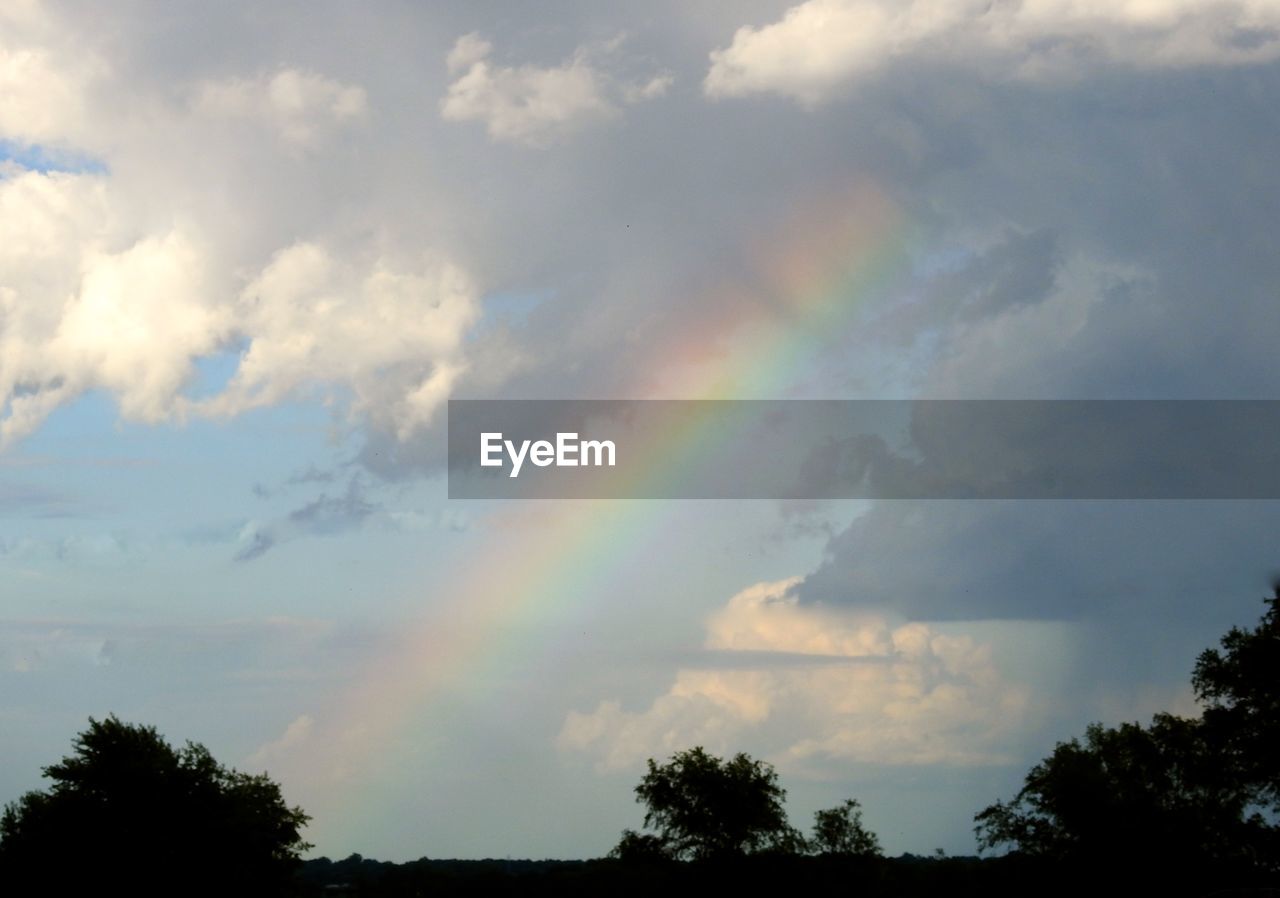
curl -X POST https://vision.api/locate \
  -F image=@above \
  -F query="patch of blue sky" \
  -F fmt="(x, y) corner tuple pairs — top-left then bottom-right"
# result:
(0, 384), (470, 619)
(0, 140), (107, 175)
(7, 389), (352, 534)
(185, 346), (246, 400)
(0, 341), (481, 616)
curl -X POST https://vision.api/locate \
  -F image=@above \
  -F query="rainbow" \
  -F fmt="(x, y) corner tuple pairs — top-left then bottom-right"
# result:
(287, 179), (917, 850)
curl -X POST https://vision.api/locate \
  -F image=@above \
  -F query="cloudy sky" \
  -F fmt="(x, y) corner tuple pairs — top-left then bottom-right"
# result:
(4, 0), (1280, 860)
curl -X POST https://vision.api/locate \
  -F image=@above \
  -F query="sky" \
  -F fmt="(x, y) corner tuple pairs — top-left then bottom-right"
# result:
(3, 0), (1280, 860)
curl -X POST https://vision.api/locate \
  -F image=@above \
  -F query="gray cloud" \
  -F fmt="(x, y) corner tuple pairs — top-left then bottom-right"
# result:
(234, 476), (377, 562)
(798, 501), (1280, 624)
(232, 526), (276, 563)
(780, 63), (1280, 637)
(287, 478), (377, 533)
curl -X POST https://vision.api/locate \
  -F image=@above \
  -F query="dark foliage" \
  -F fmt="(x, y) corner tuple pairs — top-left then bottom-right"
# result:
(812, 798), (883, 857)
(974, 713), (1271, 868)
(0, 715), (310, 896)
(976, 587), (1280, 880)
(1194, 583), (1280, 816)
(616, 746), (803, 859)
(296, 851), (1270, 898)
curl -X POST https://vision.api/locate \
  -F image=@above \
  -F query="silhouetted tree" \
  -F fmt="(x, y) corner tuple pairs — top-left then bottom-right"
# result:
(976, 588), (1280, 875)
(1193, 582), (1280, 817)
(0, 715), (310, 896)
(610, 829), (675, 862)
(616, 746), (801, 860)
(975, 714), (1268, 864)
(811, 798), (882, 857)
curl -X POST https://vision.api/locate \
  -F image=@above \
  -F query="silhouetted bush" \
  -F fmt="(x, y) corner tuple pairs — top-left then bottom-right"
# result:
(0, 715), (310, 897)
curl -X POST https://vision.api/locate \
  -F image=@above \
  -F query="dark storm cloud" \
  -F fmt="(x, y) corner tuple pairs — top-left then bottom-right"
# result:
(797, 500), (1280, 624)
(760, 65), (1280, 634)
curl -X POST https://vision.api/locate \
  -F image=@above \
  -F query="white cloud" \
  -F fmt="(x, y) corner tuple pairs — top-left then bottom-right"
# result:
(623, 73), (675, 103)
(706, 0), (1280, 104)
(57, 233), (227, 421)
(0, 18), (474, 448)
(198, 242), (477, 438)
(560, 579), (1029, 772)
(446, 33), (494, 75)
(193, 69), (367, 148)
(0, 168), (227, 444)
(0, 168), (477, 446)
(0, 3), (106, 147)
(0, 46), (95, 144)
(440, 33), (671, 146)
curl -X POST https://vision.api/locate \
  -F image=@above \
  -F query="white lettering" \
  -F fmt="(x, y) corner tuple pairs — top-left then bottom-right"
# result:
(530, 440), (555, 466)
(557, 432), (578, 466)
(480, 433), (503, 466)
(581, 439), (616, 467)
(480, 433), (616, 477)
(505, 438), (530, 478)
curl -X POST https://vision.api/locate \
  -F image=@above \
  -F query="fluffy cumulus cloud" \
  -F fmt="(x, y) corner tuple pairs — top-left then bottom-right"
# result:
(0, 163), (475, 445)
(198, 242), (476, 436)
(0, 9), (476, 448)
(705, 0), (1280, 104)
(441, 33), (672, 145)
(0, 167), (227, 443)
(560, 579), (1028, 772)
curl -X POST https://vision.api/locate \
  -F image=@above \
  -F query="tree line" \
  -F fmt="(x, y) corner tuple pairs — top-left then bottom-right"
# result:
(2, 584), (1278, 895)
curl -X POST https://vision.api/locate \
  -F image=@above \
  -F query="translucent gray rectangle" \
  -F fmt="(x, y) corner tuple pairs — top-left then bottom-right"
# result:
(447, 400), (1280, 499)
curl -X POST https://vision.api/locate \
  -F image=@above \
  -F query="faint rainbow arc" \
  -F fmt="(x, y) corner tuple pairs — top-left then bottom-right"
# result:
(295, 182), (917, 842)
